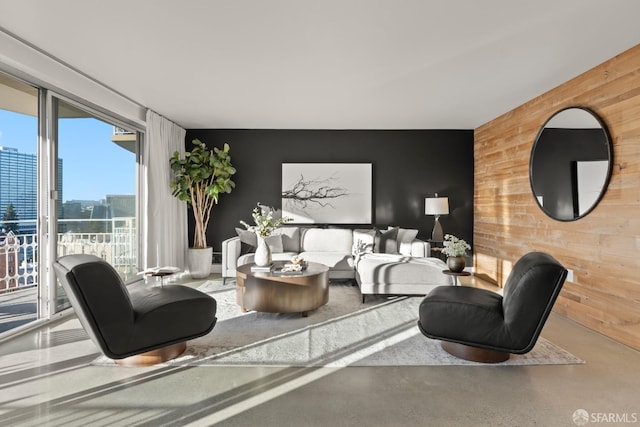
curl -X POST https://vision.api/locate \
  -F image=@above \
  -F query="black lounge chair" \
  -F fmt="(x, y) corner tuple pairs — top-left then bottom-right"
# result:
(418, 252), (567, 362)
(53, 254), (217, 366)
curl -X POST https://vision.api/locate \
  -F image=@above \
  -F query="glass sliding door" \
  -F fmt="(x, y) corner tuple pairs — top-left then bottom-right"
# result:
(0, 73), (40, 334)
(0, 72), (142, 336)
(53, 97), (138, 311)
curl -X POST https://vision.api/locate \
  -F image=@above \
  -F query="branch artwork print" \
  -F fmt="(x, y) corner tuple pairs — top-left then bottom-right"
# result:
(281, 173), (349, 210)
(281, 163), (372, 224)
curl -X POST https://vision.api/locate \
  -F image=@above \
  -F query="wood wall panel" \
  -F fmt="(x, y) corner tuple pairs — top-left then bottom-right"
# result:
(474, 44), (640, 351)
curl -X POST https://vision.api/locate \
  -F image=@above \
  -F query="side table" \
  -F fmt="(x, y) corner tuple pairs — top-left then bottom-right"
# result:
(141, 267), (181, 287)
(442, 270), (471, 286)
(428, 240), (445, 261)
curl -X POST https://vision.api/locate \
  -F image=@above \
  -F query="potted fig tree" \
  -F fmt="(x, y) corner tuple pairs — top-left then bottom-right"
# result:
(170, 138), (236, 278)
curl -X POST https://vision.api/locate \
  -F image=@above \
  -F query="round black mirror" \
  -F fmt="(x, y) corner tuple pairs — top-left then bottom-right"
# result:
(530, 107), (612, 221)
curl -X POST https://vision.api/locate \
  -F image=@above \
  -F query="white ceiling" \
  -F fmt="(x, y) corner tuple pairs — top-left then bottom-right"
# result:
(1, 0), (639, 130)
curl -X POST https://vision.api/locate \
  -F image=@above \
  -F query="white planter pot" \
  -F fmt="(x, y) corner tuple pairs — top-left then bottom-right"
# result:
(187, 247), (213, 279)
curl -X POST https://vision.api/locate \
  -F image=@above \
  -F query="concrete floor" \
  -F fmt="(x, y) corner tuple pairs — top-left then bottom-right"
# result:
(0, 287), (37, 334)
(0, 276), (639, 427)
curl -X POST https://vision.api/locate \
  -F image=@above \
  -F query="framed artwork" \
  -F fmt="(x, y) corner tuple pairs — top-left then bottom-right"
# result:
(281, 163), (372, 223)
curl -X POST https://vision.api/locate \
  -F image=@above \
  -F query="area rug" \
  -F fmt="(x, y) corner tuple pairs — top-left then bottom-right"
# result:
(93, 280), (584, 367)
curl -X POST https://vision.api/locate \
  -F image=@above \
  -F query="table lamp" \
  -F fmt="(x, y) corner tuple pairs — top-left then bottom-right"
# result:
(424, 194), (449, 242)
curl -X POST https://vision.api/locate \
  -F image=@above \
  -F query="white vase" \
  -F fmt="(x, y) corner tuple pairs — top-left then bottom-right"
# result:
(254, 235), (272, 267)
(187, 247), (212, 279)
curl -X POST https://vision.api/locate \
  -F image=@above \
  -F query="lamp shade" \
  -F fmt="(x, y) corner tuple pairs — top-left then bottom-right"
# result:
(425, 197), (449, 216)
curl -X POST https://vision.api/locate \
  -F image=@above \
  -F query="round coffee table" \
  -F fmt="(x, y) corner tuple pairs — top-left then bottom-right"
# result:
(236, 261), (329, 317)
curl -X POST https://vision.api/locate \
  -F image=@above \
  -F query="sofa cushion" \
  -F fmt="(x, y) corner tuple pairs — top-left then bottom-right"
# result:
(300, 228), (353, 252)
(273, 226), (300, 252)
(265, 234), (284, 253)
(235, 227), (257, 254)
(352, 228), (377, 256)
(356, 253), (452, 285)
(299, 251), (354, 272)
(387, 226), (419, 256)
(392, 227), (419, 243)
(375, 227), (399, 254)
(398, 241), (416, 256)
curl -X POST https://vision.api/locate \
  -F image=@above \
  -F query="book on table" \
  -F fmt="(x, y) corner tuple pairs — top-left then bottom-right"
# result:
(251, 264), (274, 272)
(274, 267), (303, 275)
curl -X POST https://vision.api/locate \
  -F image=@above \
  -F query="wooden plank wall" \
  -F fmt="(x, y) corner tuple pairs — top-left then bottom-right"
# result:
(474, 44), (640, 351)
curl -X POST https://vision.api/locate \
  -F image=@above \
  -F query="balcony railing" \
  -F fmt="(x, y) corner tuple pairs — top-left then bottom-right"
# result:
(0, 218), (137, 294)
(113, 126), (135, 136)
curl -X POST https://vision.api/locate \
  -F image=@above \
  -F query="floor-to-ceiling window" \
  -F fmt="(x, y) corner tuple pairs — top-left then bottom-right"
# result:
(0, 71), (141, 335)
(0, 73), (39, 334)
(53, 97), (139, 311)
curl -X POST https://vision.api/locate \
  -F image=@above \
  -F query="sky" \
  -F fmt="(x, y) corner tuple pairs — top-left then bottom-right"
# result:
(0, 109), (135, 202)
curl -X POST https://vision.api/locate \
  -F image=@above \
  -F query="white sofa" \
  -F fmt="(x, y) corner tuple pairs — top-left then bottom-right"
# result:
(221, 226), (453, 299)
(354, 253), (454, 302)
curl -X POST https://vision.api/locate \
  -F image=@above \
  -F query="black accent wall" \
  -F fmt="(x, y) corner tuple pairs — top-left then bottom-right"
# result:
(184, 129), (474, 253)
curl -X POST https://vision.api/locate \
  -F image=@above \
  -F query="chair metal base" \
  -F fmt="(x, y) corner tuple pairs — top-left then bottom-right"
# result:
(115, 342), (187, 367)
(441, 341), (510, 363)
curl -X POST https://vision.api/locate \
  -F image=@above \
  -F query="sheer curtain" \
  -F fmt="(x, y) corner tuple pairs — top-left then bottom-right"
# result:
(141, 110), (187, 269)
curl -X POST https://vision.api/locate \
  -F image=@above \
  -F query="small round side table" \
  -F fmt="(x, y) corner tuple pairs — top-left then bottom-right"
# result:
(442, 270), (471, 286)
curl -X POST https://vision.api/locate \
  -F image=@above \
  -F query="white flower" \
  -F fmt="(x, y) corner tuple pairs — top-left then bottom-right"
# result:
(240, 205), (292, 238)
(441, 234), (471, 257)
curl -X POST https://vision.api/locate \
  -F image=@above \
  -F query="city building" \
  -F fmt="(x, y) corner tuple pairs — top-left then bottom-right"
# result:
(106, 194), (135, 218)
(0, 146), (63, 235)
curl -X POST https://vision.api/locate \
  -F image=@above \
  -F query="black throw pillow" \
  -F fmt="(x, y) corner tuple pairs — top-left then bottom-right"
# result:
(375, 227), (399, 254)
